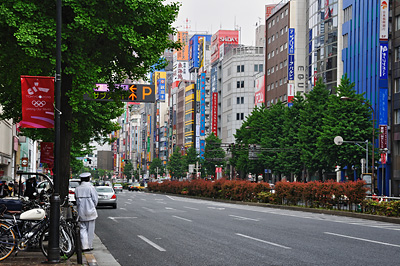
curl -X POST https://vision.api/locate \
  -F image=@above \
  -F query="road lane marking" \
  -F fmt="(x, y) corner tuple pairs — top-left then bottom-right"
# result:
(165, 207), (176, 210)
(157, 201), (167, 204)
(324, 232), (400, 248)
(236, 233), (291, 249)
(208, 206), (225, 210)
(184, 206), (199, 210)
(119, 208), (127, 210)
(108, 217), (137, 222)
(138, 235), (166, 251)
(142, 207), (155, 213)
(172, 215), (192, 222)
(229, 215), (259, 222)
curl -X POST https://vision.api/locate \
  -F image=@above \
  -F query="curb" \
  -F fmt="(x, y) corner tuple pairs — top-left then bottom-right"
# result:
(84, 253), (98, 266)
(152, 192), (400, 224)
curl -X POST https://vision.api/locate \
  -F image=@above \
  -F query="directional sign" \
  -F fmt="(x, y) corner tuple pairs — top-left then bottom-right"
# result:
(83, 84), (155, 103)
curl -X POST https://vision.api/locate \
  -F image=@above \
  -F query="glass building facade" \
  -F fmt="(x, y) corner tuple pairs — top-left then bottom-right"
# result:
(306, 0), (339, 92)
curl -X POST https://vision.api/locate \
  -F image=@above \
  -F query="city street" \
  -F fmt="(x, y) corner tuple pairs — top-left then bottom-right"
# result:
(94, 191), (400, 266)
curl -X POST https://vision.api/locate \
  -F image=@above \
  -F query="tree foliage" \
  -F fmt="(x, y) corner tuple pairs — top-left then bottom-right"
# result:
(167, 147), (185, 179)
(150, 157), (165, 177)
(0, 0), (181, 198)
(229, 76), (373, 181)
(203, 133), (226, 177)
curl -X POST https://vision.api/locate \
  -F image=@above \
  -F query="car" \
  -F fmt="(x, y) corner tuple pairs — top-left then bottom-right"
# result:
(113, 184), (123, 193)
(37, 180), (52, 195)
(68, 179), (81, 204)
(95, 186), (117, 209)
(128, 182), (141, 191)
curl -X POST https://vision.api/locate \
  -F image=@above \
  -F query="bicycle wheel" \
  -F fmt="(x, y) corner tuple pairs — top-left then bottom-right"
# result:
(39, 224), (75, 259)
(0, 222), (16, 261)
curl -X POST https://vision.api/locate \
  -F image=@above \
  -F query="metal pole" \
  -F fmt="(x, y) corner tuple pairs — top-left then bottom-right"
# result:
(48, 0), (61, 262)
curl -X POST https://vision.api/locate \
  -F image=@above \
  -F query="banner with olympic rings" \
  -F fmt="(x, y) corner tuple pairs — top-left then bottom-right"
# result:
(21, 75), (54, 128)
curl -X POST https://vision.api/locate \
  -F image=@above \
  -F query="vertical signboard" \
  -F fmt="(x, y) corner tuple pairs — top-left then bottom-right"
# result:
(288, 28), (295, 54)
(287, 84), (295, 107)
(380, 0), (389, 41)
(212, 92), (218, 136)
(175, 31), (189, 61)
(379, 43), (388, 79)
(155, 71), (166, 102)
(211, 66), (218, 92)
(288, 55), (295, 80)
(254, 75), (265, 107)
(200, 73), (206, 158)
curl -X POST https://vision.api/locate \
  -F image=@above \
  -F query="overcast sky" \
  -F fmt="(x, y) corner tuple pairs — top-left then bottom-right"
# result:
(166, 0), (281, 46)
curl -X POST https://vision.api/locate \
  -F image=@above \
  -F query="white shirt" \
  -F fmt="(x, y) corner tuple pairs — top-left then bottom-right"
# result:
(75, 181), (98, 221)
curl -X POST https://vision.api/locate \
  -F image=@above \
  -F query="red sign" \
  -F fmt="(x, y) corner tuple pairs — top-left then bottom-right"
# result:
(265, 5), (276, 18)
(379, 125), (388, 149)
(40, 142), (54, 167)
(381, 153), (387, 165)
(212, 93), (218, 136)
(254, 76), (265, 106)
(21, 75), (54, 128)
(211, 30), (239, 64)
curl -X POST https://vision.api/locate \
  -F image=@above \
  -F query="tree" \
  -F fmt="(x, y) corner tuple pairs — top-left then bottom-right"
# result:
(203, 133), (226, 178)
(149, 158), (165, 177)
(298, 78), (330, 180)
(0, 1), (181, 199)
(184, 146), (199, 175)
(319, 75), (373, 174)
(167, 147), (185, 179)
(123, 160), (134, 180)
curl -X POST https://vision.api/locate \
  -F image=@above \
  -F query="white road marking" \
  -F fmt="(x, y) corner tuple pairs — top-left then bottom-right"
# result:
(236, 233), (291, 249)
(157, 201), (167, 204)
(324, 232), (400, 248)
(208, 206), (225, 210)
(119, 208), (127, 210)
(108, 217), (137, 222)
(184, 206), (199, 210)
(165, 207), (176, 210)
(229, 215), (259, 222)
(138, 235), (166, 252)
(142, 207), (155, 213)
(155, 199), (164, 201)
(172, 215), (192, 222)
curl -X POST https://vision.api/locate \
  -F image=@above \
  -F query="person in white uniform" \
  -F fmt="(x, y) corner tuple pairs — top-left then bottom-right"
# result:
(75, 172), (98, 251)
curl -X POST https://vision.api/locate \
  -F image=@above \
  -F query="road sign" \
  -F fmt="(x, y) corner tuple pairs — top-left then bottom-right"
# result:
(83, 84), (155, 103)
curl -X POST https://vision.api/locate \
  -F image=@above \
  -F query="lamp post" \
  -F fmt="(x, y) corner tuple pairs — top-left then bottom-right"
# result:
(340, 96), (375, 189)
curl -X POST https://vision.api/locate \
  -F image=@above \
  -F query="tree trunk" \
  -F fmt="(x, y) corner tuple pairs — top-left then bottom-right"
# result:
(59, 74), (73, 203)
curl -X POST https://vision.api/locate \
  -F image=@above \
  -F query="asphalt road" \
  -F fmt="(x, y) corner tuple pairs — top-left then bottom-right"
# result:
(95, 190), (400, 266)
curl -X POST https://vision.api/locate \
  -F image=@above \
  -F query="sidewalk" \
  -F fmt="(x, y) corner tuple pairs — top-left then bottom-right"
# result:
(1, 234), (120, 266)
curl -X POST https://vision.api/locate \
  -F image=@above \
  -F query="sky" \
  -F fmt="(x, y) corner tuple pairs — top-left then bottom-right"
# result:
(166, 0), (281, 46)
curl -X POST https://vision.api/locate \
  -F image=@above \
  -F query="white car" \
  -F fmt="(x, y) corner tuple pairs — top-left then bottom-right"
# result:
(68, 179), (81, 204)
(113, 184), (123, 193)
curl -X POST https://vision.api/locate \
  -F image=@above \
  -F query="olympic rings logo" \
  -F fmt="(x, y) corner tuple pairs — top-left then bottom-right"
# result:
(31, 100), (46, 107)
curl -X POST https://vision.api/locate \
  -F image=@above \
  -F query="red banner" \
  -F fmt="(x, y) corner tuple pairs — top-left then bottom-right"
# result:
(40, 142), (54, 168)
(21, 75), (54, 128)
(212, 92), (218, 136)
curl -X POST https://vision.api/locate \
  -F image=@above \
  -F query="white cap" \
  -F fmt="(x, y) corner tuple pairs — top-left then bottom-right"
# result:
(79, 172), (91, 179)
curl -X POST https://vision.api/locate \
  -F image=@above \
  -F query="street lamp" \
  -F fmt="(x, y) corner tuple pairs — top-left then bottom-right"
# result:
(340, 96), (375, 188)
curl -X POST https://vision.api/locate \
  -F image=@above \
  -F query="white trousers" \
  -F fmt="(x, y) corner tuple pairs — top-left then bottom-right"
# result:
(80, 220), (95, 250)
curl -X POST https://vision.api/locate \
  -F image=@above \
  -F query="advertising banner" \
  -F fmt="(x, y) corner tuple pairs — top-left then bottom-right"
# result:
(211, 66), (218, 92)
(198, 37), (205, 69)
(212, 92), (218, 136)
(200, 73), (206, 158)
(380, 0), (389, 41)
(155, 72), (166, 101)
(379, 88), (388, 125)
(189, 35), (211, 72)
(288, 28), (295, 54)
(379, 125), (388, 149)
(40, 142), (54, 167)
(254, 75), (265, 106)
(288, 55), (295, 80)
(379, 43), (388, 79)
(265, 5), (275, 19)
(287, 83), (294, 107)
(21, 75), (54, 128)
(173, 61), (190, 82)
(174, 31), (189, 61)
(211, 30), (239, 64)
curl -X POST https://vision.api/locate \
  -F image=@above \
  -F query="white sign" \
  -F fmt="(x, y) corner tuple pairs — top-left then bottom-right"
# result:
(380, 0), (389, 41)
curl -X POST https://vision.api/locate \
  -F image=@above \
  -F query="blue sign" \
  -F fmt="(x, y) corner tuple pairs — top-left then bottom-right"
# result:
(379, 88), (388, 125)
(379, 43), (388, 79)
(157, 78), (165, 101)
(189, 35), (211, 72)
(288, 55), (295, 80)
(288, 28), (295, 54)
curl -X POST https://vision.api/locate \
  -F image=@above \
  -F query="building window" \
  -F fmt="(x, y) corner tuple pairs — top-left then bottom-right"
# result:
(284, 60), (287, 66)
(271, 67), (274, 74)
(237, 65), (244, 72)
(285, 9), (288, 16)
(343, 34), (348, 49)
(396, 47), (400, 62)
(236, 113), (244, 120)
(254, 64), (258, 72)
(259, 64), (263, 72)
(284, 42), (287, 49)
(344, 6), (353, 23)
(267, 69), (270, 75)
(396, 15), (400, 31)
(395, 110), (400, 124)
(280, 62), (283, 69)
(267, 84), (270, 91)
(237, 81), (244, 88)
(237, 97), (244, 104)
(281, 12), (284, 19)
(272, 50), (275, 57)
(268, 22), (271, 28)
(395, 78), (400, 93)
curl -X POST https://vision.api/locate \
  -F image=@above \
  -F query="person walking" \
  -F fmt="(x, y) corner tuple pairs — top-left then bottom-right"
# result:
(75, 172), (98, 252)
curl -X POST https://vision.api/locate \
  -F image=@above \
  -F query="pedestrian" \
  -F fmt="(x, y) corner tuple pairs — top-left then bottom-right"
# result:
(0, 181), (10, 198)
(75, 172), (98, 252)
(24, 177), (37, 199)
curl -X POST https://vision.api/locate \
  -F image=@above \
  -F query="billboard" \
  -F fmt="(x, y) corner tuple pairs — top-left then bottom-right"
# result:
(173, 61), (190, 81)
(174, 31), (189, 61)
(265, 4), (276, 19)
(380, 0), (389, 41)
(155, 71), (166, 102)
(189, 35), (211, 72)
(379, 43), (388, 79)
(211, 66), (218, 92)
(288, 55), (295, 80)
(211, 30), (239, 64)
(200, 73), (206, 157)
(212, 92), (218, 136)
(198, 36), (205, 69)
(254, 75), (265, 107)
(288, 28), (295, 54)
